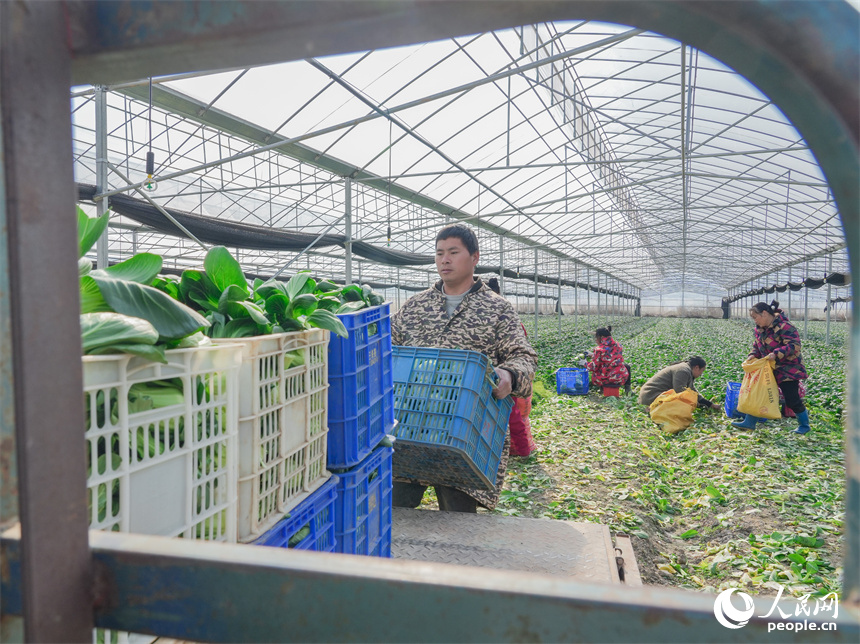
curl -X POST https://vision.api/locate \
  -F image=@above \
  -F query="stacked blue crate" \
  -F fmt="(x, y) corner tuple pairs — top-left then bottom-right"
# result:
(332, 444), (393, 557)
(327, 303), (395, 469)
(249, 476), (338, 552)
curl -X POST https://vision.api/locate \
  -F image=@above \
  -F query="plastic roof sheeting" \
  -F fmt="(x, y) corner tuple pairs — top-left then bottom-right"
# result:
(71, 20), (848, 307)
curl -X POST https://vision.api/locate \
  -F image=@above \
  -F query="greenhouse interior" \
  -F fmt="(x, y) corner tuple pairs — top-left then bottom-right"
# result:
(2, 3), (858, 642)
(72, 21), (850, 326)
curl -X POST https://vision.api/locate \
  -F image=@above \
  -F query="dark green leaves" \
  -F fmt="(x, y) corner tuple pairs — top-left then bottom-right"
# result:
(204, 246), (249, 295)
(306, 309), (348, 338)
(91, 252), (162, 284)
(179, 270), (221, 312)
(285, 271), (315, 300)
(77, 206), (109, 258)
(92, 275), (209, 340)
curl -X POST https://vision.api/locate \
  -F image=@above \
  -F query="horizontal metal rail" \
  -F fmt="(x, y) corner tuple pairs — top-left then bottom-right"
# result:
(2, 528), (858, 643)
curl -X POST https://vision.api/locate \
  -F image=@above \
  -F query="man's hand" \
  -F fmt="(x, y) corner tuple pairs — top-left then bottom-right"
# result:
(493, 367), (513, 399)
(765, 353), (777, 362)
(710, 401), (722, 412)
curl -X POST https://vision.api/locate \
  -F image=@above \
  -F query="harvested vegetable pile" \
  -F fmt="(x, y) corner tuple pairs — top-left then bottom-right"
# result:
(495, 316), (846, 599)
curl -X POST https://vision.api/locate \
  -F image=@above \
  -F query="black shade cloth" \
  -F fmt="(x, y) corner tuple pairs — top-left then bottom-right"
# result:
(78, 183), (639, 301)
(77, 183), (433, 264)
(726, 272), (851, 304)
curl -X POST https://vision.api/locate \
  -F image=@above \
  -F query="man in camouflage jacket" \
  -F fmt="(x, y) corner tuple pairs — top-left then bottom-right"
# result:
(391, 224), (537, 512)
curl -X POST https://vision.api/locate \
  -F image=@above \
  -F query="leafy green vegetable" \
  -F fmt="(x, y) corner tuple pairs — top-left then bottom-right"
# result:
(77, 206), (109, 258)
(340, 284), (364, 302)
(91, 253), (162, 284)
(81, 312), (159, 352)
(92, 275), (209, 340)
(336, 301), (366, 315)
(285, 271), (315, 300)
(179, 270), (221, 312)
(80, 276), (111, 314)
(315, 279), (339, 294)
(306, 309), (348, 338)
(287, 293), (318, 318)
(316, 296), (342, 312)
(204, 246), (249, 296)
(288, 524), (311, 547)
(78, 257), (93, 277)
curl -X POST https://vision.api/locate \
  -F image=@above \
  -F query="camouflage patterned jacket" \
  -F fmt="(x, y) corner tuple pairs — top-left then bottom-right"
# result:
(391, 277), (537, 509)
(391, 278), (537, 397)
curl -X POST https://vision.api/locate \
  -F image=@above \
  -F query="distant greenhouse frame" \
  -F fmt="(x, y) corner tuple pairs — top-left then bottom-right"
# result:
(71, 21), (850, 340)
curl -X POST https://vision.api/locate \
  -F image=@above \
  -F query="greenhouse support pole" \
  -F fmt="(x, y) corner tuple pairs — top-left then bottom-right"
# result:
(557, 258), (562, 334)
(534, 248), (538, 341)
(597, 271), (601, 322)
(0, 1), (93, 639)
(95, 85), (109, 269)
(788, 266), (792, 319)
(826, 252), (832, 345)
(574, 263), (579, 327)
(395, 266), (400, 311)
(804, 261), (810, 341)
(344, 177), (353, 285)
(587, 268), (591, 327)
(499, 235), (505, 296)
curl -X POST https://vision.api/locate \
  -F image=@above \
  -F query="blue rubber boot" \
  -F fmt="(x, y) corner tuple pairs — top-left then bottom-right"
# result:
(793, 410), (811, 435)
(731, 414), (759, 430)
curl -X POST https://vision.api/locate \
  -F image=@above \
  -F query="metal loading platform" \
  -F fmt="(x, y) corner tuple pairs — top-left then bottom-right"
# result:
(391, 508), (642, 585)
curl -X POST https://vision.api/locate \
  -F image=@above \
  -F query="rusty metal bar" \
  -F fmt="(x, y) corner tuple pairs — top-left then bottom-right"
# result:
(1, 529), (857, 643)
(0, 2), (93, 640)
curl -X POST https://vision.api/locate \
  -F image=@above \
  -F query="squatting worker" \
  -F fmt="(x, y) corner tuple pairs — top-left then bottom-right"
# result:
(638, 356), (720, 411)
(390, 224), (537, 513)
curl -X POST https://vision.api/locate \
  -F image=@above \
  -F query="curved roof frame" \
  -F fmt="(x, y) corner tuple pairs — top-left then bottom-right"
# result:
(71, 20), (849, 307)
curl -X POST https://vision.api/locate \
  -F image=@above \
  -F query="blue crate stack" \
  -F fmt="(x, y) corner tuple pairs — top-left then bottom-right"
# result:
(327, 303), (395, 469)
(391, 347), (512, 490)
(556, 367), (589, 395)
(332, 444), (393, 557)
(249, 475), (338, 552)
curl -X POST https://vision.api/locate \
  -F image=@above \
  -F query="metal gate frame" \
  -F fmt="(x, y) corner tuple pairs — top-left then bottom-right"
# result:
(1, 1), (857, 641)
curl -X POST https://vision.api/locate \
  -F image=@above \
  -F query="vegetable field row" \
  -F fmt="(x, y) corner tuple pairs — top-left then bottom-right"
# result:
(500, 315), (847, 599)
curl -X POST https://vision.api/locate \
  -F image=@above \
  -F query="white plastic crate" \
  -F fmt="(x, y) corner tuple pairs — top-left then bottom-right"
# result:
(83, 344), (242, 542)
(215, 329), (331, 541)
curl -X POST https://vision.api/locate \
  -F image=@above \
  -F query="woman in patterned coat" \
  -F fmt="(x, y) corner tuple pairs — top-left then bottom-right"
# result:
(731, 300), (810, 434)
(391, 225), (537, 512)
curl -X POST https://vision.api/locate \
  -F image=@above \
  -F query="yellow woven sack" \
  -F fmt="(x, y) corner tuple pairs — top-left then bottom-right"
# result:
(737, 357), (781, 420)
(649, 388), (699, 434)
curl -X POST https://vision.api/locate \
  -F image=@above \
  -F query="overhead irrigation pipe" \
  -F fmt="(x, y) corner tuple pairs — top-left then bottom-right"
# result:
(94, 27), (644, 202)
(106, 162), (209, 252)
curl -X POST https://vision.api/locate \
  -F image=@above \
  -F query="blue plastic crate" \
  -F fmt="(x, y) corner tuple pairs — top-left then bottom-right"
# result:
(332, 444), (393, 557)
(250, 475), (338, 552)
(327, 304), (395, 469)
(556, 367), (589, 395)
(724, 381), (743, 418)
(391, 347), (513, 490)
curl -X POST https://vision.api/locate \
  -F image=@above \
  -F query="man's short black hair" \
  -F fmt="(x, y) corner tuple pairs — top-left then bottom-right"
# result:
(688, 356), (707, 369)
(436, 224), (479, 255)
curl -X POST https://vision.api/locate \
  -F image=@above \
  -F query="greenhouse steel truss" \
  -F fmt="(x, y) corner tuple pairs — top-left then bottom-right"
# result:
(2, 1), (858, 641)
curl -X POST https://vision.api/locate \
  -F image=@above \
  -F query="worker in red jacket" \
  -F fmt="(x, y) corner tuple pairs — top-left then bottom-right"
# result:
(586, 326), (631, 396)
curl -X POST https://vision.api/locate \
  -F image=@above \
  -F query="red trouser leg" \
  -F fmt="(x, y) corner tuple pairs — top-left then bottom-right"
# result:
(508, 399), (537, 456)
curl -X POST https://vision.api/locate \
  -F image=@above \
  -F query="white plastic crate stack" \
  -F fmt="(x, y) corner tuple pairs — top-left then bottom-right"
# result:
(217, 329), (332, 542)
(83, 345), (243, 541)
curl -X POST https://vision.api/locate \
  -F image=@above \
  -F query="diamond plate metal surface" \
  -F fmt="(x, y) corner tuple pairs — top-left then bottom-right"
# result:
(391, 508), (619, 583)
